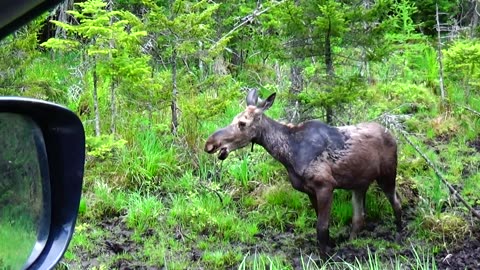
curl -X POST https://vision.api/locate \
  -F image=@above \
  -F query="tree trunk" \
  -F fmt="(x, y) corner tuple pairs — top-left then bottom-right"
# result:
(288, 63), (303, 123)
(108, 0), (116, 135)
(93, 56), (101, 137)
(361, 0), (372, 84)
(213, 55), (228, 77)
(230, 47), (245, 75)
(171, 47), (179, 134)
(148, 66), (155, 128)
(436, 3), (447, 105)
(471, 0), (479, 38)
(110, 79), (116, 135)
(54, 0), (73, 39)
(324, 19), (334, 124)
(198, 40), (205, 80)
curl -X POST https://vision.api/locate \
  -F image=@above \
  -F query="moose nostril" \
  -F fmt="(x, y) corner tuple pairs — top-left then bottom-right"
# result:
(205, 143), (215, 153)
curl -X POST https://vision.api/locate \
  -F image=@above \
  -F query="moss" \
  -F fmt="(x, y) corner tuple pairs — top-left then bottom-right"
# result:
(422, 213), (469, 242)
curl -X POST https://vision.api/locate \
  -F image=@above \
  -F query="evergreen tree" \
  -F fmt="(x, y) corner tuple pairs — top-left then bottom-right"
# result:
(143, 0), (220, 134)
(42, 0), (149, 136)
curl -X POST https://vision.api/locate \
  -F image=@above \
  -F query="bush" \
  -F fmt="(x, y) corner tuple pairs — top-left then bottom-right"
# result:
(86, 135), (127, 162)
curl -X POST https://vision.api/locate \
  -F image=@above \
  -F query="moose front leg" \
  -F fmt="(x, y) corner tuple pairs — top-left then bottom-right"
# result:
(308, 193), (318, 216)
(314, 185), (334, 254)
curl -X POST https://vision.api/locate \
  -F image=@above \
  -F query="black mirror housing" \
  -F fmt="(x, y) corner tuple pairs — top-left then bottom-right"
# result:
(0, 97), (85, 269)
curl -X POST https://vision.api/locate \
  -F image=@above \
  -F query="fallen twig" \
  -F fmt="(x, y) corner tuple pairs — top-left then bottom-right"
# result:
(463, 106), (480, 117)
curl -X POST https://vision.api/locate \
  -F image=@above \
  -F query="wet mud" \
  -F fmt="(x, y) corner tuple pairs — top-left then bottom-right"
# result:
(62, 207), (480, 270)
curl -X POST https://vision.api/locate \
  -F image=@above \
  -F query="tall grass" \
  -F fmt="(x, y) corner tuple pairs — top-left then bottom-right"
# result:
(238, 251), (289, 270)
(0, 208), (37, 269)
(228, 153), (252, 187)
(125, 192), (164, 234)
(238, 246), (438, 270)
(120, 127), (177, 191)
(86, 181), (128, 219)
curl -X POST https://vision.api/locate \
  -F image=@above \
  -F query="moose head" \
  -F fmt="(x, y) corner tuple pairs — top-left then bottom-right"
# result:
(204, 89), (276, 160)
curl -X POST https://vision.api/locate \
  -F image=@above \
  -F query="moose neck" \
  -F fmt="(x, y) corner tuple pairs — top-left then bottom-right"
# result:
(253, 115), (292, 166)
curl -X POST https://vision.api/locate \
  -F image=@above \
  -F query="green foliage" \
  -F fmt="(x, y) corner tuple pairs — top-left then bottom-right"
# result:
(417, 213), (469, 243)
(125, 192), (164, 233)
(388, 0), (419, 37)
(410, 46), (439, 88)
(86, 134), (127, 161)
(0, 15), (58, 100)
(85, 182), (128, 220)
(444, 39), (480, 95)
(463, 173), (480, 207)
(238, 252), (290, 270)
(167, 191), (260, 242)
(201, 249), (242, 269)
(378, 82), (437, 110)
(5, 0), (480, 268)
(262, 184), (306, 211)
(144, 0), (221, 61)
(0, 208), (37, 269)
(42, 0), (155, 135)
(409, 244), (438, 270)
(227, 154), (252, 187)
(120, 128), (178, 190)
(312, 0), (348, 37)
(249, 183), (313, 232)
(66, 223), (98, 253)
(412, 0), (458, 37)
(298, 74), (365, 114)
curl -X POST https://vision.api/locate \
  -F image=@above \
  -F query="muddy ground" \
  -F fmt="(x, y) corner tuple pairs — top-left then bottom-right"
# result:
(61, 204), (480, 270)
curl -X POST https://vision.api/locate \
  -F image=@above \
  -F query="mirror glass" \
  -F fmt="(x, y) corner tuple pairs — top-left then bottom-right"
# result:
(0, 113), (51, 269)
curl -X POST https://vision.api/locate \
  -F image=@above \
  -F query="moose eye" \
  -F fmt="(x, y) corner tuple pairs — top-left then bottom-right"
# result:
(238, 121), (246, 129)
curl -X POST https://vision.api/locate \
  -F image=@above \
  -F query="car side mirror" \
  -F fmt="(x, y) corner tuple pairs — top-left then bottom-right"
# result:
(0, 97), (85, 269)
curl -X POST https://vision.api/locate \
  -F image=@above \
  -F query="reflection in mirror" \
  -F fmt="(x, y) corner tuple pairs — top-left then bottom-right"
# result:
(0, 113), (50, 269)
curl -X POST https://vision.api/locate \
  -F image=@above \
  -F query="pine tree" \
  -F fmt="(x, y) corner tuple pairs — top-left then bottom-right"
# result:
(42, 0), (149, 136)
(143, 0), (220, 134)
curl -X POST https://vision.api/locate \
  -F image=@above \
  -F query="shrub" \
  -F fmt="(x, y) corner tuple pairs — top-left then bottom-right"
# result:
(86, 135), (127, 162)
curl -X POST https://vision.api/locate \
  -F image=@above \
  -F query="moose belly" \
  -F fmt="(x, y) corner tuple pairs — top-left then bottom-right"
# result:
(330, 151), (382, 189)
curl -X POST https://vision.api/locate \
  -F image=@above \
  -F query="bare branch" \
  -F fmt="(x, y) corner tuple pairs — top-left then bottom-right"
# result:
(215, 0), (286, 43)
(464, 106), (480, 117)
(379, 113), (480, 220)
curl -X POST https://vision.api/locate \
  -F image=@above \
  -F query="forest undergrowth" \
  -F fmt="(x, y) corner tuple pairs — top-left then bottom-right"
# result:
(1, 0), (479, 269)
(54, 55), (480, 269)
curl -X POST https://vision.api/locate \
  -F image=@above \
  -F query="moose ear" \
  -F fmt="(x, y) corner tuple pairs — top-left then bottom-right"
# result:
(258, 93), (276, 111)
(246, 89), (259, 106)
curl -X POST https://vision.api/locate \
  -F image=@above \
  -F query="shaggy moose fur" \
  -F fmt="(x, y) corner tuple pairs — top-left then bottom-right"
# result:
(204, 89), (402, 253)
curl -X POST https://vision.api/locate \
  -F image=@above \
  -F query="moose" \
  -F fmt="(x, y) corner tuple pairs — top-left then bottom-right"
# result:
(204, 89), (402, 253)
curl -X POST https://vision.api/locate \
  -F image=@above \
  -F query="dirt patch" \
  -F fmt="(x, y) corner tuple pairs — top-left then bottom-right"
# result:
(64, 217), (158, 270)
(436, 232), (480, 270)
(62, 207), (480, 269)
(468, 137), (480, 152)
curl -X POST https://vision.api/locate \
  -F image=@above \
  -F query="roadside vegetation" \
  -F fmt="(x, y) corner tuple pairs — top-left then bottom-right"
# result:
(0, 115), (46, 269)
(1, 0), (479, 269)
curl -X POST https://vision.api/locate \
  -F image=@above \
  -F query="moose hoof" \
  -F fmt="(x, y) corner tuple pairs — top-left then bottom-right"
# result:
(348, 232), (358, 241)
(394, 232), (403, 244)
(318, 245), (333, 258)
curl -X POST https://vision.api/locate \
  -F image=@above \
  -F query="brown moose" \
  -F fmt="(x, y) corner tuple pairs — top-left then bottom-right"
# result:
(204, 89), (402, 253)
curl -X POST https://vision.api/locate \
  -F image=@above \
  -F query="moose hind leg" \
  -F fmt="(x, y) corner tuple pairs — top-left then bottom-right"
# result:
(378, 178), (402, 235)
(350, 188), (367, 240)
